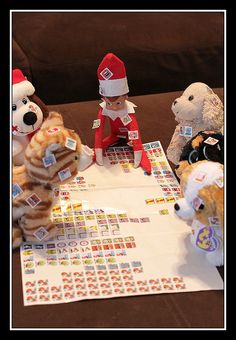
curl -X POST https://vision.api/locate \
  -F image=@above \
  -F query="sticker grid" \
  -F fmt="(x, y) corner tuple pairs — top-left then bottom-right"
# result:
(20, 141), (223, 305)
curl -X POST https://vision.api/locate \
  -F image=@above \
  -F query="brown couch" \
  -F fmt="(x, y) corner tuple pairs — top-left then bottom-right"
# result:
(12, 11), (224, 329)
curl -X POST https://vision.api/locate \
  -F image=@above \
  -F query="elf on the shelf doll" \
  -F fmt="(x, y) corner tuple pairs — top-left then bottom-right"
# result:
(93, 53), (152, 174)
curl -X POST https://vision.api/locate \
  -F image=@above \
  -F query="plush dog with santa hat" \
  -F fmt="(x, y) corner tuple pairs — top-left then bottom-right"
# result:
(12, 69), (49, 166)
(93, 53), (152, 174)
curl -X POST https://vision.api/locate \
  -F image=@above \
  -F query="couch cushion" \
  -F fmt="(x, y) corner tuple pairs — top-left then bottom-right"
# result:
(12, 12), (224, 104)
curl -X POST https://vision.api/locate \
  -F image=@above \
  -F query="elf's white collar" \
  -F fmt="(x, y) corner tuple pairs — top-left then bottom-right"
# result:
(100, 100), (137, 121)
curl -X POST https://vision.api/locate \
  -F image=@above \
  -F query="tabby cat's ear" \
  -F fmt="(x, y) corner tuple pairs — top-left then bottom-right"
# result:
(40, 111), (64, 130)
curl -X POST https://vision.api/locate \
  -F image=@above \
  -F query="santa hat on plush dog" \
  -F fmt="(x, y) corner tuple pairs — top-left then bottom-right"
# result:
(97, 53), (129, 97)
(12, 69), (35, 103)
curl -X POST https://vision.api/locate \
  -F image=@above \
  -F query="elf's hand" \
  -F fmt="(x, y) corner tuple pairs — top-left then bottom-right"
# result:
(77, 145), (94, 171)
(133, 150), (142, 168)
(95, 148), (104, 165)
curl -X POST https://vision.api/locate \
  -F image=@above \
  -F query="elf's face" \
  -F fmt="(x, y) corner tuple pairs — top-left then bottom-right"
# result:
(103, 95), (127, 111)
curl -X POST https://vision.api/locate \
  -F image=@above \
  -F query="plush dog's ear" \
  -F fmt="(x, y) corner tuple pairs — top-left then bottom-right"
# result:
(202, 93), (224, 133)
(175, 160), (189, 179)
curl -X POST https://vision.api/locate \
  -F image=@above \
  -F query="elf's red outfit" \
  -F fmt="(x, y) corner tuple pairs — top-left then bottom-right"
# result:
(93, 53), (151, 174)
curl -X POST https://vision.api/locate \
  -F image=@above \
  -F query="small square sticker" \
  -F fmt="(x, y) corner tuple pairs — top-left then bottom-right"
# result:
(128, 130), (139, 140)
(120, 114), (132, 126)
(179, 126), (192, 137)
(204, 137), (219, 145)
(92, 119), (101, 129)
(47, 127), (61, 134)
(194, 171), (207, 183)
(33, 227), (49, 241)
(12, 183), (23, 199)
(25, 193), (42, 208)
(65, 137), (77, 150)
(100, 67), (113, 80)
(214, 176), (224, 188)
(42, 154), (57, 168)
(58, 168), (72, 181)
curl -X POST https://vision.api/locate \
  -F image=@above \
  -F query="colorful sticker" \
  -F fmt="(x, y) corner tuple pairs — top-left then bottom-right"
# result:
(42, 154), (57, 168)
(204, 137), (219, 145)
(128, 130), (139, 140)
(214, 177), (224, 188)
(58, 168), (72, 181)
(33, 227), (49, 241)
(65, 137), (77, 150)
(145, 198), (155, 205)
(193, 171), (207, 183)
(120, 114), (132, 126)
(47, 127), (61, 134)
(12, 183), (23, 199)
(25, 193), (42, 208)
(92, 119), (101, 129)
(100, 67), (113, 80)
(179, 126), (192, 137)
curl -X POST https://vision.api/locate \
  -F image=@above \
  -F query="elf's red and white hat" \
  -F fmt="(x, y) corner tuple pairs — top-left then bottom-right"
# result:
(12, 69), (35, 103)
(97, 53), (129, 97)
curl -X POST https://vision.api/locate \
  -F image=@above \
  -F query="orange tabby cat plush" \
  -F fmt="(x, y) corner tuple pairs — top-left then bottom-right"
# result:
(12, 112), (93, 248)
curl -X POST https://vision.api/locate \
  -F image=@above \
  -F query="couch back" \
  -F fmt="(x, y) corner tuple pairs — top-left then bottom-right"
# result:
(12, 11), (224, 105)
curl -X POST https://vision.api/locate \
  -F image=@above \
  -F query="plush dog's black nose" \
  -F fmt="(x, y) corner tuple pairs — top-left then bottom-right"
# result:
(174, 203), (180, 211)
(173, 100), (177, 106)
(23, 112), (37, 126)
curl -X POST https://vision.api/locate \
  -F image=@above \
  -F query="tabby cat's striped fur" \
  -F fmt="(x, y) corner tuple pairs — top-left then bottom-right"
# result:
(12, 112), (82, 248)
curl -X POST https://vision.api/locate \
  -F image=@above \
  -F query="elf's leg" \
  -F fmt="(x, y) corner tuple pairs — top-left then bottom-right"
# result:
(140, 149), (152, 175)
(102, 134), (120, 150)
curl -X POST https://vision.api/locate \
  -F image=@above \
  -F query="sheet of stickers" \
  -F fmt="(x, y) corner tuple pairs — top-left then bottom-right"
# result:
(20, 141), (223, 305)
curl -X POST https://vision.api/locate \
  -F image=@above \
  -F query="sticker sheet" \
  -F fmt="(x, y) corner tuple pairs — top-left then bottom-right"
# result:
(19, 141), (223, 305)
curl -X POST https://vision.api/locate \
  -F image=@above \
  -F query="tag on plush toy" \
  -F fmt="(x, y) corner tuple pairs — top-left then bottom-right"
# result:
(193, 221), (220, 252)
(195, 226), (220, 252)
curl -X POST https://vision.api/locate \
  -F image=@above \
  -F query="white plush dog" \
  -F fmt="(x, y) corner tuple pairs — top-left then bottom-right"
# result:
(174, 160), (224, 266)
(12, 69), (49, 166)
(166, 82), (224, 165)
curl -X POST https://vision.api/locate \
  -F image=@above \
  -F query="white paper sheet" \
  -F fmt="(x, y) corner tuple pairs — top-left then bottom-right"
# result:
(19, 141), (223, 305)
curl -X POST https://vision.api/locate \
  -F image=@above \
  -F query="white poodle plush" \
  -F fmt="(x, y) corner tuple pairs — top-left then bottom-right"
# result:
(166, 82), (224, 165)
(174, 160), (224, 266)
